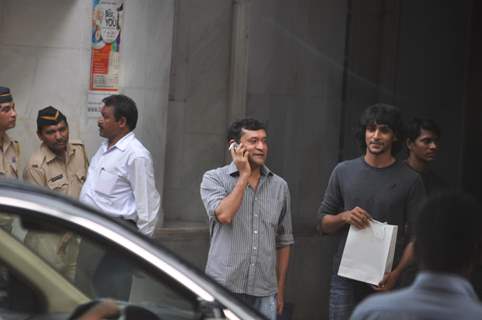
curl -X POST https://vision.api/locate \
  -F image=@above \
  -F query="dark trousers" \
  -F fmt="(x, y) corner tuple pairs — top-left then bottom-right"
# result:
(329, 274), (374, 320)
(75, 238), (133, 301)
(75, 218), (137, 300)
(93, 251), (133, 301)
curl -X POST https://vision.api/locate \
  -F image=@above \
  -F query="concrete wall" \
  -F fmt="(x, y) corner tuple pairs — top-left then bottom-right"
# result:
(161, 2), (472, 319)
(340, 0), (404, 160)
(395, 0), (471, 187)
(1, 1), (473, 319)
(0, 0), (174, 215)
(246, 1), (347, 318)
(341, 0), (471, 189)
(163, 1), (348, 318)
(163, 0), (233, 224)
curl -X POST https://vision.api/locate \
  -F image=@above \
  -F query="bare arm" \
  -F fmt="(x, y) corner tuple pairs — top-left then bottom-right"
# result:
(78, 300), (119, 320)
(214, 143), (251, 224)
(276, 245), (291, 315)
(214, 174), (249, 224)
(320, 207), (372, 234)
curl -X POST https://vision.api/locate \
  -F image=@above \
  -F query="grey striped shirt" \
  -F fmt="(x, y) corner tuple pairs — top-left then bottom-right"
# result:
(200, 162), (294, 296)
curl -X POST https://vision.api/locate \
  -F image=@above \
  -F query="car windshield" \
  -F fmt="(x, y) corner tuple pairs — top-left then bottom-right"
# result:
(0, 212), (201, 320)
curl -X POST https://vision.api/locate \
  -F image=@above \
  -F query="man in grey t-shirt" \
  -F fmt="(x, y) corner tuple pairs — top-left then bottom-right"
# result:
(318, 104), (425, 320)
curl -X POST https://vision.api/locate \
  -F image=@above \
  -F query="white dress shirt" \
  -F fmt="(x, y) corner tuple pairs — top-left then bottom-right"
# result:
(80, 132), (160, 236)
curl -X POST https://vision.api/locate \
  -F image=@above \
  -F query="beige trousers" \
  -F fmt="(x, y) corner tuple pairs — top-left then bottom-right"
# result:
(24, 231), (79, 282)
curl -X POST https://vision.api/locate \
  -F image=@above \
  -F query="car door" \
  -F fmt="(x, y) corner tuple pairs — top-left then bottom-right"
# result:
(0, 181), (264, 320)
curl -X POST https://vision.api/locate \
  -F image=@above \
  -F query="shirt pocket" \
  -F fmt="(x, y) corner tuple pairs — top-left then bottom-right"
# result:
(75, 169), (86, 184)
(261, 210), (279, 228)
(95, 168), (119, 196)
(260, 196), (283, 225)
(9, 161), (17, 176)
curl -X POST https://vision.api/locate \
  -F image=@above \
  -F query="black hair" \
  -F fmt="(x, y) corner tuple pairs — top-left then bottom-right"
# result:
(415, 192), (482, 274)
(406, 117), (441, 143)
(356, 103), (404, 155)
(102, 94), (138, 131)
(227, 118), (266, 142)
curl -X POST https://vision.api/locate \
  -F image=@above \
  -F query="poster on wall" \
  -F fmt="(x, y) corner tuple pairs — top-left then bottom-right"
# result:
(88, 0), (124, 117)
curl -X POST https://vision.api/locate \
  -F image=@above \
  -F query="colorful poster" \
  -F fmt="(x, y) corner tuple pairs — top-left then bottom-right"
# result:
(89, 0), (124, 92)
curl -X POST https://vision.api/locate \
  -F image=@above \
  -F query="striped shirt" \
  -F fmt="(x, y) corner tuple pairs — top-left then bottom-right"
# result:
(200, 162), (294, 296)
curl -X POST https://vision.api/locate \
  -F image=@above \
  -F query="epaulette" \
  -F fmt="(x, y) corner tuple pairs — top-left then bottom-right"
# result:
(29, 148), (46, 168)
(70, 139), (84, 146)
(71, 139), (89, 166)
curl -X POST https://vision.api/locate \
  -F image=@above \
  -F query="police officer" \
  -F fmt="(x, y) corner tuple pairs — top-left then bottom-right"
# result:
(0, 86), (19, 232)
(23, 106), (88, 281)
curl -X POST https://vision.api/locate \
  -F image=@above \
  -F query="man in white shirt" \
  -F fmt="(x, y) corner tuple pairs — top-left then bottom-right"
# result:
(78, 94), (160, 299)
(80, 94), (160, 236)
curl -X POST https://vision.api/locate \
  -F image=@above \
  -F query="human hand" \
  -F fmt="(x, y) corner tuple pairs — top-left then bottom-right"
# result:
(77, 299), (120, 320)
(342, 207), (372, 229)
(276, 292), (284, 315)
(57, 232), (73, 255)
(229, 141), (251, 177)
(372, 270), (400, 292)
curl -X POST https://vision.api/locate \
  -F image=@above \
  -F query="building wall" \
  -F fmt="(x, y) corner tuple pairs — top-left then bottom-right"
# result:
(245, 1), (348, 318)
(342, 0), (471, 189)
(0, 1), (474, 319)
(163, 0), (233, 224)
(0, 0), (174, 213)
(395, 0), (471, 186)
(162, 2), (472, 319)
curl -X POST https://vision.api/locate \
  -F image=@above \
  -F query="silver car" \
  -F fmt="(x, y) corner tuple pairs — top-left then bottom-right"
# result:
(0, 180), (264, 320)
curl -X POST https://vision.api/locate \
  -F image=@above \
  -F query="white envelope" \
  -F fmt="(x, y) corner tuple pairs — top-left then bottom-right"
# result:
(337, 219), (398, 285)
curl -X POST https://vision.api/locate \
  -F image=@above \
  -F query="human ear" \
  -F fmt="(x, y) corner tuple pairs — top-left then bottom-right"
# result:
(406, 139), (413, 150)
(118, 116), (127, 128)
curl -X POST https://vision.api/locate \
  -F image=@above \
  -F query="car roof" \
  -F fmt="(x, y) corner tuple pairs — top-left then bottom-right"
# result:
(0, 178), (264, 320)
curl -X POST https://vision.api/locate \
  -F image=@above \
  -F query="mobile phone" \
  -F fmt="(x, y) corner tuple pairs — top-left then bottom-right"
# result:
(228, 142), (239, 151)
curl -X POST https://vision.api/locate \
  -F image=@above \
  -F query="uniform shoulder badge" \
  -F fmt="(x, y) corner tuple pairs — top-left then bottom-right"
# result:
(49, 174), (64, 183)
(70, 139), (84, 145)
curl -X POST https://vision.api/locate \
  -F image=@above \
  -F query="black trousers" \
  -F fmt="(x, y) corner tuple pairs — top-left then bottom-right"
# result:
(93, 251), (133, 300)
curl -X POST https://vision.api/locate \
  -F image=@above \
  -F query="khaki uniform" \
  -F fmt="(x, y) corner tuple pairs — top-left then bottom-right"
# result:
(23, 139), (88, 281)
(0, 133), (20, 232)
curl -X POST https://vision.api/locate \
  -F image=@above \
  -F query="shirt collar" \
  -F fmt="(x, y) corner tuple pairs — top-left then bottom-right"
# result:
(41, 143), (74, 163)
(2, 133), (14, 152)
(227, 161), (273, 177)
(414, 272), (479, 300)
(103, 131), (135, 152)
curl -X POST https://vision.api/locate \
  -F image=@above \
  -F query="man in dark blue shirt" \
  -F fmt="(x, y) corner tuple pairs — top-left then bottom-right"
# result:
(351, 192), (482, 320)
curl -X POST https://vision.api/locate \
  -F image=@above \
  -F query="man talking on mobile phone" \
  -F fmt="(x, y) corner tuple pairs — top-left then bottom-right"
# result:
(200, 118), (294, 320)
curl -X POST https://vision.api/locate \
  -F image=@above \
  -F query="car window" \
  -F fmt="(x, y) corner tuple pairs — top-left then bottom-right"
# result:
(0, 213), (202, 320)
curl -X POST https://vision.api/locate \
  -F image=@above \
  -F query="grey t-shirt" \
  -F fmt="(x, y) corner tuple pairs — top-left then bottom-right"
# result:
(319, 157), (426, 272)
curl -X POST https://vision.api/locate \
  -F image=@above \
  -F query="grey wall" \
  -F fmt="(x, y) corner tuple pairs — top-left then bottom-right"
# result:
(162, 1), (348, 318)
(341, 0), (404, 160)
(395, 0), (471, 187)
(1, 1), (473, 319)
(246, 0), (347, 232)
(341, 0), (471, 189)
(163, 0), (233, 224)
(246, 1), (347, 318)
(0, 0), (175, 220)
(162, 1), (473, 319)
